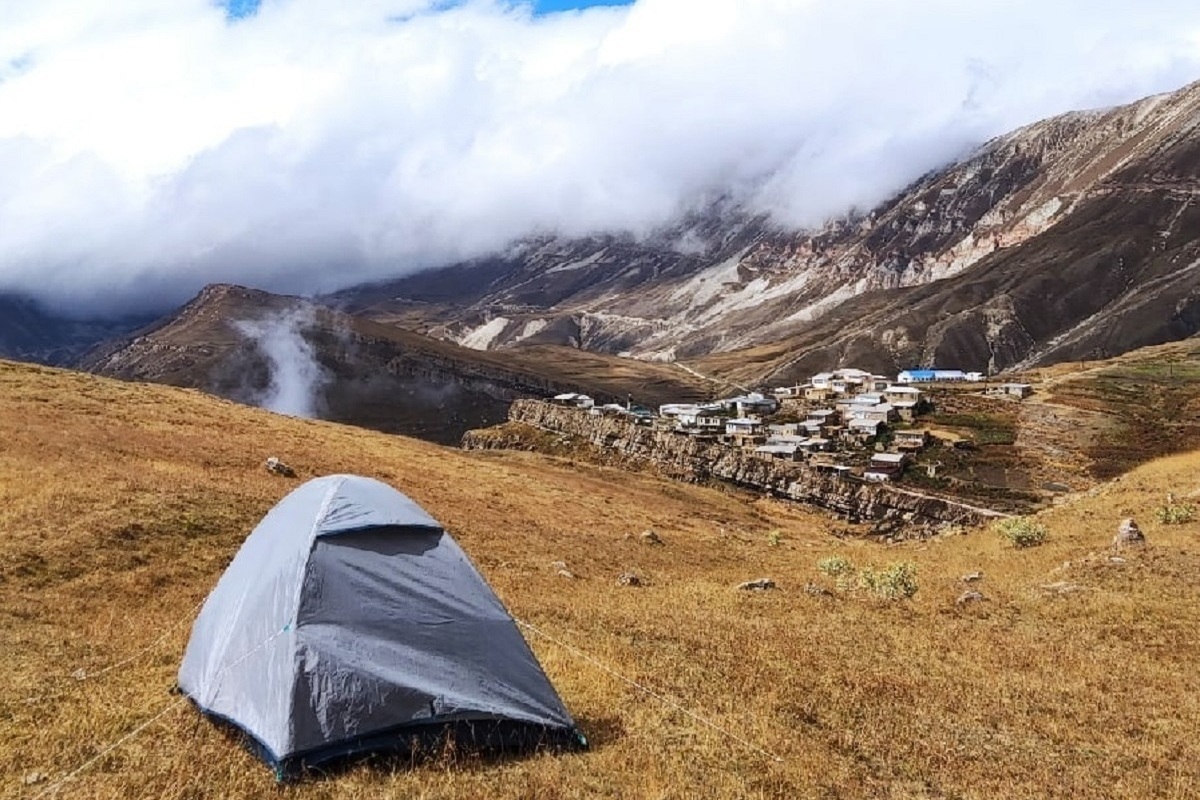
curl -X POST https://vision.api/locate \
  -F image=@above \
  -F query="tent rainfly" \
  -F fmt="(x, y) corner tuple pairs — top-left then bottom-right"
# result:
(178, 475), (585, 779)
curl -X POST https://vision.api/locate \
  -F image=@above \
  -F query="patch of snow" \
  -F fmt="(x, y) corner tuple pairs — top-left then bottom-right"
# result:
(1023, 197), (1063, 229)
(515, 318), (548, 342)
(783, 281), (864, 323)
(545, 248), (607, 274)
(458, 317), (510, 350)
(668, 249), (749, 307)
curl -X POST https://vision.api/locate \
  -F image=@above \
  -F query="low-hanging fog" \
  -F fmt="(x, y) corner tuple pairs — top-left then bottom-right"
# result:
(3, 0), (1200, 315)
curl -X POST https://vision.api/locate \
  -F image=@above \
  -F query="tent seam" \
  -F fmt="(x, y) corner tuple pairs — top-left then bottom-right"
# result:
(282, 475), (346, 759)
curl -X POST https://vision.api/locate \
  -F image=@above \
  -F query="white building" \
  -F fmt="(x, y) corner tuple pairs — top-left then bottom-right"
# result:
(725, 418), (764, 436)
(552, 393), (594, 409)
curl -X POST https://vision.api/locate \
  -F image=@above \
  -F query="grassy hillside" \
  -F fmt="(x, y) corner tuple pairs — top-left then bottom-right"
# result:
(3, 360), (1199, 799)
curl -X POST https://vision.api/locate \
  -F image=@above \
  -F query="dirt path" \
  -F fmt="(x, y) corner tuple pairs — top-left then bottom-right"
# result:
(674, 361), (749, 394)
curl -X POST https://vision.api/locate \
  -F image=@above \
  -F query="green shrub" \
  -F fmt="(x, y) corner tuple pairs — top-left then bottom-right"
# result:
(993, 516), (1048, 548)
(1155, 502), (1196, 525)
(767, 530), (782, 547)
(817, 555), (854, 577)
(816, 555), (857, 592)
(857, 562), (919, 600)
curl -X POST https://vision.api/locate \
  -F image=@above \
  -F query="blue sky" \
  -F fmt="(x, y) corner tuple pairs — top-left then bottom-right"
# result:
(226, 0), (634, 19)
(527, 0), (633, 12)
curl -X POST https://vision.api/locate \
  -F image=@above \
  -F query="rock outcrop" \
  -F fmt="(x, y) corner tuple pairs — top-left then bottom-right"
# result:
(1113, 518), (1147, 549)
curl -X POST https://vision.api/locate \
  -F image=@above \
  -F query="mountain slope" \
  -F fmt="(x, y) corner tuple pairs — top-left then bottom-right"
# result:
(81, 284), (711, 443)
(0, 293), (144, 365)
(338, 79), (1200, 375)
(4, 359), (1200, 798)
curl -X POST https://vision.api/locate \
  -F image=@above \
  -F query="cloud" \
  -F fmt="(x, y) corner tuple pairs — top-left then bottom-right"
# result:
(233, 307), (330, 418)
(2, 0), (1200, 315)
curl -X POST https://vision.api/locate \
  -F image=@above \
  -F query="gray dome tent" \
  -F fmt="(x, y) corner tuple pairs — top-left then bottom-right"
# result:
(179, 475), (584, 778)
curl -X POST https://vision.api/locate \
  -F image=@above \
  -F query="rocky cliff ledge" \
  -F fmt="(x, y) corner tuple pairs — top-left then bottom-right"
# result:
(463, 400), (1006, 532)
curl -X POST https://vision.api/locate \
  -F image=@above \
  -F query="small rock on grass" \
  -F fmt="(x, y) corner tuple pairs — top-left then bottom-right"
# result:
(616, 572), (641, 587)
(640, 530), (664, 546)
(960, 571), (984, 583)
(1113, 518), (1146, 549)
(264, 456), (296, 478)
(956, 590), (986, 605)
(737, 578), (776, 591)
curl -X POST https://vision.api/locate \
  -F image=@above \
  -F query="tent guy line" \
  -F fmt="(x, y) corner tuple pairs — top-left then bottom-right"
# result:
(21, 597), (206, 709)
(32, 610), (312, 797)
(33, 697), (187, 800)
(513, 617), (785, 764)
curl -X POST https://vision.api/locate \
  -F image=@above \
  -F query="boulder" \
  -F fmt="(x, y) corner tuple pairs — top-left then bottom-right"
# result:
(616, 572), (641, 587)
(264, 456), (296, 478)
(956, 590), (986, 605)
(1113, 518), (1146, 549)
(737, 578), (776, 591)
(640, 529), (664, 546)
(960, 571), (984, 583)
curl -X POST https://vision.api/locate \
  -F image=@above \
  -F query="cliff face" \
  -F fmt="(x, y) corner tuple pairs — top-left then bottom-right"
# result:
(340, 79), (1200, 378)
(464, 400), (1003, 531)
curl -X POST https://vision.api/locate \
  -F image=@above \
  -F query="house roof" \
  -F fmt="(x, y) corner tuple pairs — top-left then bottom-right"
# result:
(864, 465), (902, 477)
(871, 452), (907, 464)
(659, 403), (700, 415)
(756, 444), (798, 455)
(767, 435), (808, 445)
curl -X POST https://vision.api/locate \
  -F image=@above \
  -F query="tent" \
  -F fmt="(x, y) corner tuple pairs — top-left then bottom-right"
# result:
(179, 474), (585, 778)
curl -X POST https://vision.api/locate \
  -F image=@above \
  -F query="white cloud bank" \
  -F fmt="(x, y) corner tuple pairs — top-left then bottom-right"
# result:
(2, 0), (1200, 314)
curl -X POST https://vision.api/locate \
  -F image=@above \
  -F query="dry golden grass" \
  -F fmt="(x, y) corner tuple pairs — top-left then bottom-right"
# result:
(3, 359), (1200, 799)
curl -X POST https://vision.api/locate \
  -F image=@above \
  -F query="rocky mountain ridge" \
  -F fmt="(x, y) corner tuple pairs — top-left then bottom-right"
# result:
(340, 79), (1200, 378)
(82, 284), (710, 442)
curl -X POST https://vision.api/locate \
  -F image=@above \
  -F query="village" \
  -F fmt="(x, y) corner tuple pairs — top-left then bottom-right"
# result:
(549, 367), (1035, 484)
